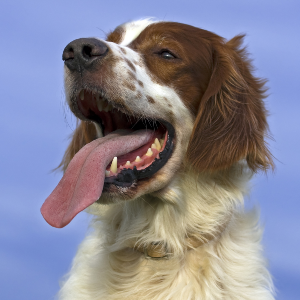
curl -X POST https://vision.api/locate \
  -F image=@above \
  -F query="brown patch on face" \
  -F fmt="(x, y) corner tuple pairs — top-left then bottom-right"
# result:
(137, 80), (144, 87)
(129, 22), (215, 114)
(124, 58), (136, 72)
(146, 95), (155, 104)
(121, 48), (126, 54)
(128, 22), (273, 172)
(163, 97), (172, 108)
(168, 110), (175, 120)
(136, 91), (142, 99)
(106, 27), (124, 44)
(128, 71), (137, 81)
(123, 80), (136, 91)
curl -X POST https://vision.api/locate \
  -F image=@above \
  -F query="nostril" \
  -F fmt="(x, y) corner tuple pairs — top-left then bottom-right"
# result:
(82, 45), (92, 59)
(82, 43), (108, 59)
(62, 47), (74, 61)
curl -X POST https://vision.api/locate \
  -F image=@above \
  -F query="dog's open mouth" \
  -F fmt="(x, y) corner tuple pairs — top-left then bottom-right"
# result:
(41, 89), (175, 228)
(76, 89), (175, 188)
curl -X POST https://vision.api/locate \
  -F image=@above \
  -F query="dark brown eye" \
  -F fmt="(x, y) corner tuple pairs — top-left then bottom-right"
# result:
(160, 51), (176, 59)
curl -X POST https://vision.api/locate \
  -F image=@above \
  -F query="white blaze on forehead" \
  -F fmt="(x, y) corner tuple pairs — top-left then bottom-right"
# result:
(119, 18), (158, 46)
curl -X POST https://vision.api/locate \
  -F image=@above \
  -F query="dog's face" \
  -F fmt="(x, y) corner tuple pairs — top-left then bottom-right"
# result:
(41, 20), (273, 228)
(63, 20), (215, 202)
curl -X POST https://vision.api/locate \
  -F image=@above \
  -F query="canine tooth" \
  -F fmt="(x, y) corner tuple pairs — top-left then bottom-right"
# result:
(106, 103), (111, 111)
(80, 90), (84, 100)
(125, 161), (131, 166)
(105, 170), (110, 177)
(103, 103), (110, 112)
(154, 138), (161, 151)
(97, 100), (103, 111)
(151, 143), (157, 150)
(110, 157), (118, 173)
(145, 148), (153, 157)
(160, 139), (165, 147)
(135, 156), (141, 162)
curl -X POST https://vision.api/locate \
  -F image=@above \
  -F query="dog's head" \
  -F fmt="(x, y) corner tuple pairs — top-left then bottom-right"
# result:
(41, 19), (273, 228)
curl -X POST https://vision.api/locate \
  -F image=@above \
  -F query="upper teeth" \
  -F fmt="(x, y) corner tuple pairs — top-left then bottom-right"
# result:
(103, 102), (113, 112)
(80, 90), (85, 100)
(94, 94), (113, 112)
(96, 100), (103, 111)
(79, 90), (113, 112)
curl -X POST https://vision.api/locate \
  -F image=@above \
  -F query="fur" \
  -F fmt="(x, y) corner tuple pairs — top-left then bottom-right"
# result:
(56, 19), (275, 299)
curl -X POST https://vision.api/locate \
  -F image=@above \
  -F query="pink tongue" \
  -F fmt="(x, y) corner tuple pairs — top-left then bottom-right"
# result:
(41, 129), (154, 228)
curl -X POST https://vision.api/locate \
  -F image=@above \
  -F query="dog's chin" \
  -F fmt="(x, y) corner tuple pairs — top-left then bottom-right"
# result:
(95, 161), (180, 204)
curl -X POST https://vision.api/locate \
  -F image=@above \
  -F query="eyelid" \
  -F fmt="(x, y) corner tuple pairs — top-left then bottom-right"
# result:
(157, 49), (178, 58)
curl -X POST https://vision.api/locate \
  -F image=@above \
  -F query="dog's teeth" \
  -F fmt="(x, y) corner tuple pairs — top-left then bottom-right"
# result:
(154, 138), (161, 151)
(80, 90), (84, 100)
(125, 161), (131, 166)
(151, 143), (157, 150)
(160, 139), (164, 147)
(105, 170), (110, 177)
(103, 102), (110, 112)
(110, 157), (118, 173)
(107, 103), (113, 111)
(135, 156), (141, 162)
(97, 100), (103, 111)
(145, 148), (153, 157)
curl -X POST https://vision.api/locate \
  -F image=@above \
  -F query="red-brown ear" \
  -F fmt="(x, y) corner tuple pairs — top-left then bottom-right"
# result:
(58, 121), (97, 172)
(186, 35), (274, 172)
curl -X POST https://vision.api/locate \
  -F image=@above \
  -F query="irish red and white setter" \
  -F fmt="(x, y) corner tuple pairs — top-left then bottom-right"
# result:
(41, 19), (275, 300)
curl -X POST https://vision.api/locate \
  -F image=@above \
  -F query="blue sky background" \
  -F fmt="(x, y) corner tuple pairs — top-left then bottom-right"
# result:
(0, 0), (299, 299)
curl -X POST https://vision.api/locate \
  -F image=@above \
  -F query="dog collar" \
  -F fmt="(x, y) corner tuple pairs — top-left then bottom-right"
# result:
(131, 217), (231, 260)
(132, 236), (213, 260)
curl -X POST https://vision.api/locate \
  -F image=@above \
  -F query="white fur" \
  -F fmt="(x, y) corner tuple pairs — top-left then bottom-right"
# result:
(120, 18), (157, 46)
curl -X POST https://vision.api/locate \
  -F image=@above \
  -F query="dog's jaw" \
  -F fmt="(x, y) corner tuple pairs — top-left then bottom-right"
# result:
(63, 27), (194, 204)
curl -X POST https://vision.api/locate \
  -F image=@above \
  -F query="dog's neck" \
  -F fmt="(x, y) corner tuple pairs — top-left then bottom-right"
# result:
(90, 162), (251, 257)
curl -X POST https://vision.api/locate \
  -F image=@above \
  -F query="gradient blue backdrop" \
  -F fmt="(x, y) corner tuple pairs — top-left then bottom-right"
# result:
(1, 1), (299, 299)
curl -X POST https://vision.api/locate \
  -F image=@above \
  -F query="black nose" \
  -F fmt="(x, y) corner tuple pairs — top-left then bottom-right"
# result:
(62, 38), (108, 71)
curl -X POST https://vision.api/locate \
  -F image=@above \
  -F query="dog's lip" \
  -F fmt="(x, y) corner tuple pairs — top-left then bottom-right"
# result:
(103, 120), (175, 188)
(73, 88), (176, 187)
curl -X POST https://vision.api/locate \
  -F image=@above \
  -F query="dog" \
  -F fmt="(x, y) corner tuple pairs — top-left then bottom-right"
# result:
(41, 19), (275, 299)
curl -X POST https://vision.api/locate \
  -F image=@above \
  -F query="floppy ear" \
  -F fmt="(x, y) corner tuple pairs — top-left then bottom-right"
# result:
(58, 121), (97, 172)
(186, 35), (273, 172)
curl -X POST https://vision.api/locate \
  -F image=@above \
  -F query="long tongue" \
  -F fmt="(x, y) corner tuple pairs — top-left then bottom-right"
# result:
(41, 129), (154, 228)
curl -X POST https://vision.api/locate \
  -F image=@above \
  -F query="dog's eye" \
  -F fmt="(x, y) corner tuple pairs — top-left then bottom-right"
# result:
(160, 51), (176, 59)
